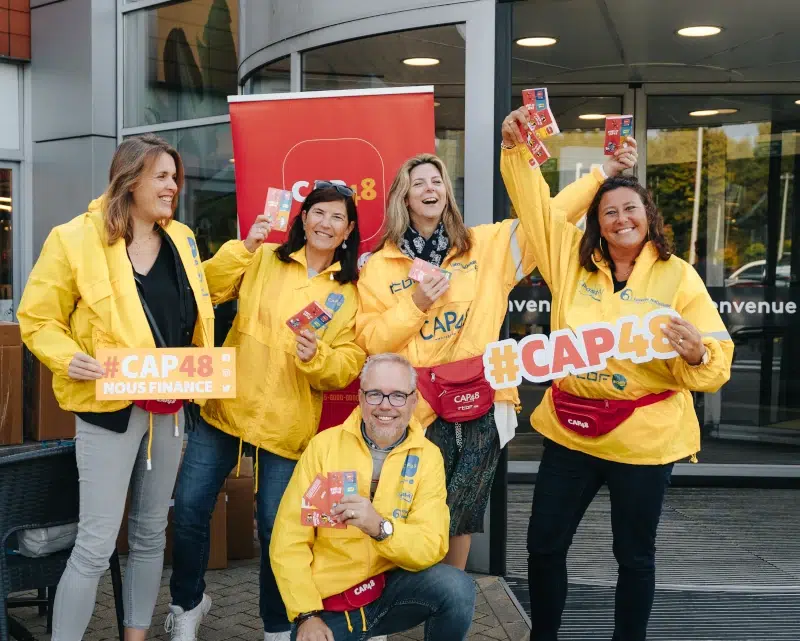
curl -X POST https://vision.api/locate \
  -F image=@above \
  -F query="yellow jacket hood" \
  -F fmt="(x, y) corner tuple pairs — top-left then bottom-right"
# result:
(18, 197), (215, 413)
(355, 170), (604, 427)
(200, 240), (365, 459)
(269, 407), (449, 621)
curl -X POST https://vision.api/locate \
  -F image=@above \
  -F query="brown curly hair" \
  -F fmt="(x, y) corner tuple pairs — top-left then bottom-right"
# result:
(579, 176), (672, 272)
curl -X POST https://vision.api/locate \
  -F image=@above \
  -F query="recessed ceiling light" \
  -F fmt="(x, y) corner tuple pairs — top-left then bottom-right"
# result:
(403, 57), (440, 66)
(579, 114), (608, 120)
(434, 101), (441, 107)
(795, 99), (800, 105)
(677, 26), (722, 37)
(690, 108), (738, 117)
(516, 37), (558, 47)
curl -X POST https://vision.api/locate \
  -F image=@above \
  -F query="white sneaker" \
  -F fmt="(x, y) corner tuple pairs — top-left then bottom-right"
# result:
(165, 594), (212, 641)
(264, 632), (291, 641)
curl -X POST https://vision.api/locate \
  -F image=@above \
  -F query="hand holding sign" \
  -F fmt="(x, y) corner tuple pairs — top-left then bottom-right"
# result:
(663, 317), (707, 365)
(602, 135), (638, 178)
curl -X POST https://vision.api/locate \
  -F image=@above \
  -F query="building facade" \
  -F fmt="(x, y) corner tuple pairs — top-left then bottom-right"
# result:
(1, 0), (799, 568)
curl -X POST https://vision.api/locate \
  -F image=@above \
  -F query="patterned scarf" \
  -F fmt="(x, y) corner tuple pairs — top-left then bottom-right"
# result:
(398, 221), (450, 267)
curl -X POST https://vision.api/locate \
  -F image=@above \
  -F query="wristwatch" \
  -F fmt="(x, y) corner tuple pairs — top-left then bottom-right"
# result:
(372, 518), (394, 542)
(295, 611), (322, 627)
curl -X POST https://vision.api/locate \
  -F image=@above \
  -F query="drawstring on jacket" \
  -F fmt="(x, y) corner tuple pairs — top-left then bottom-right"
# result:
(234, 437), (260, 494)
(342, 609), (368, 633)
(147, 412), (154, 471)
(146, 411), (182, 472)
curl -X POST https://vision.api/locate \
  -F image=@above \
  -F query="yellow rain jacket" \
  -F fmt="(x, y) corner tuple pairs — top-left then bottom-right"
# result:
(270, 407), (449, 623)
(501, 145), (734, 464)
(355, 172), (604, 428)
(200, 241), (365, 460)
(17, 197), (215, 413)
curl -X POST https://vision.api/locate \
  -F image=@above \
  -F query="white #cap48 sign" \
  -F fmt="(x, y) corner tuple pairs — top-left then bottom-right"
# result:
(484, 309), (682, 389)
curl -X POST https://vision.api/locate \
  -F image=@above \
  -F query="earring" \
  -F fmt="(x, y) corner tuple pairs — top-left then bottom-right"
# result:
(342, 240), (347, 249)
(600, 237), (606, 255)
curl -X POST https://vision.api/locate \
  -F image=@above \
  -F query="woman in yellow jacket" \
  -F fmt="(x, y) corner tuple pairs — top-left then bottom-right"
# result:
(355, 150), (634, 569)
(166, 183), (366, 640)
(500, 108), (733, 641)
(17, 134), (214, 641)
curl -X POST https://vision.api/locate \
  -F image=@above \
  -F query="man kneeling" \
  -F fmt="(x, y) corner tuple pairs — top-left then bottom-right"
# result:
(270, 353), (476, 641)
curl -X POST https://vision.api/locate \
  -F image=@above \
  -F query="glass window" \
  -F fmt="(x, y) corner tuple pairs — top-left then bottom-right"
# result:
(301, 25), (466, 212)
(647, 95), (800, 461)
(127, 123), (238, 344)
(123, 0), (239, 127)
(248, 57), (291, 94)
(0, 166), (13, 321)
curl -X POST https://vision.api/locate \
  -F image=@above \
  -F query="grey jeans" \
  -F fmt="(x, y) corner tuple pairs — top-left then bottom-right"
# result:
(51, 406), (184, 640)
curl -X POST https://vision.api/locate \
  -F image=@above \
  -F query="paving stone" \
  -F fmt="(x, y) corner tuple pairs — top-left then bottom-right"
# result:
(9, 561), (528, 640)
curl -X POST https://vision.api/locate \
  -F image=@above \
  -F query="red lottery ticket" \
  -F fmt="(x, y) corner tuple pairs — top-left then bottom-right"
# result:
(409, 257), (452, 283)
(303, 474), (331, 511)
(264, 187), (293, 231)
(522, 88), (560, 140)
(300, 474), (345, 529)
(604, 115), (634, 156)
(518, 122), (552, 168)
(286, 302), (332, 335)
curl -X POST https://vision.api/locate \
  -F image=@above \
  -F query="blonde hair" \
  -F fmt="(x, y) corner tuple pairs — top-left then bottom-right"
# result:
(377, 153), (472, 256)
(104, 134), (184, 245)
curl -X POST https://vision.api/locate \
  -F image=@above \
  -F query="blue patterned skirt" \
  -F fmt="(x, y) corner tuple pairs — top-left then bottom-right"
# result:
(425, 410), (501, 536)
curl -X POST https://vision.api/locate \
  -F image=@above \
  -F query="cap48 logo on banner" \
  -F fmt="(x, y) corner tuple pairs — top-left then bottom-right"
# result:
(484, 309), (683, 389)
(228, 87), (436, 257)
(228, 87), (436, 430)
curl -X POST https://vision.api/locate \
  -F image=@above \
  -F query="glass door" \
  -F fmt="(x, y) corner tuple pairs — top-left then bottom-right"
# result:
(0, 163), (16, 322)
(644, 91), (800, 465)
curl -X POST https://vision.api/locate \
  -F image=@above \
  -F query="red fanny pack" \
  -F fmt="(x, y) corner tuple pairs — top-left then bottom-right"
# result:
(321, 574), (386, 612)
(551, 384), (676, 438)
(416, 355), (494, 422)
(133, 399), (182, 415)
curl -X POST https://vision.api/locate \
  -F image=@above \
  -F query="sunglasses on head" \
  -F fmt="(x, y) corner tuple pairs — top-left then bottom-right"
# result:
(314, 180), (355, 198)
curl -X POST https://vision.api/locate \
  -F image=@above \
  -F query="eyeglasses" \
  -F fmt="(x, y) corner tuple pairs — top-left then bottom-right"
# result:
(361, 389), (416, 407)
(314, 180), (355, 198)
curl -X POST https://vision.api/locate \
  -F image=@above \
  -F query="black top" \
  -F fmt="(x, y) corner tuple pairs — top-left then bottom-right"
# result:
(612, 274), (628, 293)
(77, 233), (198, 433)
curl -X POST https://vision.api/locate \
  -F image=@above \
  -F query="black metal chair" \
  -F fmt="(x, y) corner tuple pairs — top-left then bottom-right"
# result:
(0, 443), (124, 641)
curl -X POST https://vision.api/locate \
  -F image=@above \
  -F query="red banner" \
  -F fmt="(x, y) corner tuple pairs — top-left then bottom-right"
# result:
(229, 87), (435, 257)
(228, 87), (436, 430)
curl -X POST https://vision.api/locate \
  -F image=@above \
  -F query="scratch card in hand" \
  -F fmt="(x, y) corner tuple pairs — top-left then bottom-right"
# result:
(286, 302), (332, 335)
(604, 115), (633, 156)
(264, 187), (293, 231)
(522, 88), (560, 140)
(518, 122), (552, 168)
(409, 258), (451, 283)
(342, 471), (358, 496)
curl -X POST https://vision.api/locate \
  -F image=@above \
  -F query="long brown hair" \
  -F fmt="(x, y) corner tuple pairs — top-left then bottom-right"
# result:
(579, 176), (672, 272)
(376, 153), (472, 257)
(104, 134), (184, 245)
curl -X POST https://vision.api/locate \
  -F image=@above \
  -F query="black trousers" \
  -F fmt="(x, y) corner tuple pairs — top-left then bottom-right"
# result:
(527, 439), (673, 641)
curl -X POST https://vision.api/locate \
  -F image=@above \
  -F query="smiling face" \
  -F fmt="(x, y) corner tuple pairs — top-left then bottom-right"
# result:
(598, 186), (649, 254)
(302, 199), (355, 254)
(129, 152), (178, 223)
(406, 162), (447, 228)
(360, 361), (417, 445)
